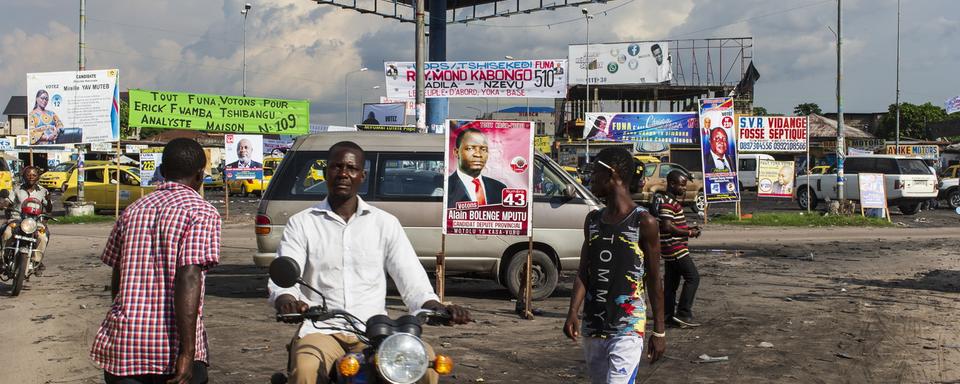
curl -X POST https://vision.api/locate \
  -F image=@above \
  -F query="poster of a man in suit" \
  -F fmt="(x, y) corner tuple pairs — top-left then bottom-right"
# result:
(444, 120), (533, 237)
(698, 97), (740, 203)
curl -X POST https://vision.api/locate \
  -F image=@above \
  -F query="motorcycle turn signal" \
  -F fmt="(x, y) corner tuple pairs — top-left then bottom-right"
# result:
(337, 354), (361, 377)
(433, 355), (454, 375)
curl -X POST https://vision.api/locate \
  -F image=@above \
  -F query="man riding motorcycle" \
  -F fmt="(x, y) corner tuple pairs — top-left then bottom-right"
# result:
(1, 166), (52, 274)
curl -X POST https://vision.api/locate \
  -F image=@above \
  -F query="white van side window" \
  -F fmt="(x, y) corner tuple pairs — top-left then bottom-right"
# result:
(379, 159), (445, 197)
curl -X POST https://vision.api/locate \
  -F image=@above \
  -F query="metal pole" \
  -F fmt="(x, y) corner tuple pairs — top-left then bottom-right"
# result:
(415, 0), (426, 132)
(344, 74), (349, 126)
(584, 13), (591, 164)
(242, 9), (247, 97)
(894, 0), (900, 148)
(77, 0), (86, 204)
(115, 141), (121, 219)
(836, 0), (846, 207)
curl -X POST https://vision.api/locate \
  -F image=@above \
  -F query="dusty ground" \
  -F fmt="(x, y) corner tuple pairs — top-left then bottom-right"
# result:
(1, 222), (958, 383)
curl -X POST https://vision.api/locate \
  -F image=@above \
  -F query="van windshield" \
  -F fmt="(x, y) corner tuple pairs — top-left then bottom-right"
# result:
(50, 163), (73, 172)
(264, 151), (371, 200)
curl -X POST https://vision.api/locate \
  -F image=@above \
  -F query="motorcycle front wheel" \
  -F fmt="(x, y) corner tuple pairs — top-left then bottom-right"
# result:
(10, 250), (27, 296)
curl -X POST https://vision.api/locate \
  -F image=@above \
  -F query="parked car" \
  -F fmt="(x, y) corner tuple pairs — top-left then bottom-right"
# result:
(62, 165), (155, 212)
(633, 160), (705, 213)
(809, 165), (831, 175)
(940, 164), (959, 179)
(203, 168), (224, 188)
(738, 154), (775, 190)
(938, 177), (960, 209)
(794, 155), (938, 214)
(254, 132), (600, 299)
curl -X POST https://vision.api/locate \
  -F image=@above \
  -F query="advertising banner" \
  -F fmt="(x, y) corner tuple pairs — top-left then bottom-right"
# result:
(848, 147), (873, 156)
(380, 96), (418, 116)
(858, 173), (887, 209)
(584, 112), (698, 144)
(385, 60), (567, 98)
(128, 89), (309, 135)
(884, 144), (939, 159)
(534, 135), (553, 154)
(0, 138), (13, 151)
(361, 103), (406, 126)
(224, 134), (264, 180)
(699, 97), (740, 203)
(946, 95), (960, 115)
(125, 144), (148, 154)
(139, 148), (165, 187)
(737, 116), (808, 152)
(443, 120), (533, 236)
(757, 160), (795, 198)
(568, 42), (672, 85)
(26, 69), (120, 145)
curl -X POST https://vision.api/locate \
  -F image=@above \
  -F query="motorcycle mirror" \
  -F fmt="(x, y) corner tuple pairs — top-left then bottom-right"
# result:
(269, 256), (301, 288)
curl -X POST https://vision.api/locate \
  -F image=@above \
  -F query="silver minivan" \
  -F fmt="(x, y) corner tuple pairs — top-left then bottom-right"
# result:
(254, 132), (601, 299)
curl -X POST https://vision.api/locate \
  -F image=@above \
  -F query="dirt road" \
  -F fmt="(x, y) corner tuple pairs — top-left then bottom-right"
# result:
(1, 223), (957, 383)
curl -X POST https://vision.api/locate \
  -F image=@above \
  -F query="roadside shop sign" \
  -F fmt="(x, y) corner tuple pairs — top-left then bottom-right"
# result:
(884, 145), (939, 159)
(737, 116), (808, 153)
(583, 112), (698, 144)
(698, 97), (740, 203)
(443, 120), (533, 236)
(385, 60), (568, 98)
(128, 89), (309, 135)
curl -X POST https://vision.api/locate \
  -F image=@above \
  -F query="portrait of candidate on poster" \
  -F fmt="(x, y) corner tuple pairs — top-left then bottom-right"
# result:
(443, 120), (533, 237)
(699, 97), (740, 203)
(224, 133), (264, 180)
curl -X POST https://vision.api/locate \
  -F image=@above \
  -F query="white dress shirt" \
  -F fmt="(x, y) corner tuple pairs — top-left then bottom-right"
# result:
(456, 169), (484, 202)
(267, 197), (440, 337)
(711, 153), (731, 171)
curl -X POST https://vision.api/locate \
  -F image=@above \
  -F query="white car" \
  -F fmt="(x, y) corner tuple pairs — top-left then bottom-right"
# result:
(939, 177), (960, 209)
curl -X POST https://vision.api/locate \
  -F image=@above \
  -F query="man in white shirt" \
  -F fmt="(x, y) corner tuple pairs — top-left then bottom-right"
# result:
(446, 128), (507, 208)
(270, 141), (471, 384)
(1, 166), (52, 272)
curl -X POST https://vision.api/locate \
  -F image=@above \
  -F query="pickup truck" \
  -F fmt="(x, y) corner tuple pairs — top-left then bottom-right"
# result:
(794, 155), (938, 215)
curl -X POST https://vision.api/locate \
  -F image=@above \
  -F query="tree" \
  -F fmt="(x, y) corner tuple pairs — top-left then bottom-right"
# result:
(793, 103), (822, 116)
(752, 106), (770, 116)
(878, 102), (948, 140)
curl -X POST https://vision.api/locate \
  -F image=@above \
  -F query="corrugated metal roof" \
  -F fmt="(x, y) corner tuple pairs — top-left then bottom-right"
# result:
(807, 113), (874, 139)
(2, 96), (26, 116)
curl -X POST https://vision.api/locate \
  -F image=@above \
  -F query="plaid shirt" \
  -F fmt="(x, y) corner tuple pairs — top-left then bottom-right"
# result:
(90, 182), (221, 376)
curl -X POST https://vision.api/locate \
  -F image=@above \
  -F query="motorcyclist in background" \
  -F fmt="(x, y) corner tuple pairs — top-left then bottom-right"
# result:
(1, 166), (52, 274)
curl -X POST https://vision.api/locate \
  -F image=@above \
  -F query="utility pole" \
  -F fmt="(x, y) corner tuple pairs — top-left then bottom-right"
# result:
(241, 3), (251, 97)
(582, 9), (593, 164)
(77, 0), (86, 204)
(836, 0), (846, 207)
(415, 0), (426, 132)
(895, 0), (901, 149)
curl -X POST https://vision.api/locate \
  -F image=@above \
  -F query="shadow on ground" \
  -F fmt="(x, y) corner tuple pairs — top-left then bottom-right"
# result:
(842, 269), (960, 293)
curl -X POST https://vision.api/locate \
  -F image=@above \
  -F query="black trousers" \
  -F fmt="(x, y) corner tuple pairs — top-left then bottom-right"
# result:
(664, 255), (700, 319)
(104, 361), (208, 384)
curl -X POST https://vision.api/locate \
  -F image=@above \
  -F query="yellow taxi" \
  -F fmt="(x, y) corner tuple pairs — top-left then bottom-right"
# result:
(634, 155), (662, 164)
(940, 164), (959, 179)
(227, 157), (281, 197)
(304, 160), (326, 187)
(810, 165), (831, 175)
(40, 160), (110, 191)
(561, 165), (581, 184)
(62, 165), (155, 211)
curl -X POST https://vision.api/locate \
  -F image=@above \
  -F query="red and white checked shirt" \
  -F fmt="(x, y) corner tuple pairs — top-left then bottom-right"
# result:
(90, 182), (221, 376)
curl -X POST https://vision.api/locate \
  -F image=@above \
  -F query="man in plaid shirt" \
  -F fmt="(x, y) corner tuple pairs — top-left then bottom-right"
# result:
(90, 138), (221, 384)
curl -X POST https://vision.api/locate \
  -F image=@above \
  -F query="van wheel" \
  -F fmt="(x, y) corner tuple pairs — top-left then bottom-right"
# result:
(505, 249), (558, 301)
(899, 203), (921, 215)
(797, 187), (817, 210)
(691, 190), (706, 213)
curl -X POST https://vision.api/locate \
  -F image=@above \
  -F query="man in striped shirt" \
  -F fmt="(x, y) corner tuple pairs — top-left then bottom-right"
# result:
(655, 170), (702, 328)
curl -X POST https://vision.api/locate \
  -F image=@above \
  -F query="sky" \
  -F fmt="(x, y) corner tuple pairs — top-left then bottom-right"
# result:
(0, 0), (957, 125)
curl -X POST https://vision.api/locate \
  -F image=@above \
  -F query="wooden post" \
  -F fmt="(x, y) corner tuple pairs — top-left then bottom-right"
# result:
(736, 201), (742, 221)
(224, 182), (230, 221)
(114, 141), (121, 219)
(521, 236), (534, 320)
(703, 201), (709, 225)
(436, 234), (446, 302)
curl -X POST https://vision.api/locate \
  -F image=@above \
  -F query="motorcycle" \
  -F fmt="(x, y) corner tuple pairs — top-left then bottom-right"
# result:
(268, 256), (456, 384)
(0, 191), (53, 297)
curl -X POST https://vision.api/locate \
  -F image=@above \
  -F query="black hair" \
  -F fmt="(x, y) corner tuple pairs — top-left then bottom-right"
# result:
(667, 169), (688, 185)
(160, 138), (206, 180)
(33, 90), (48, 110)
(328, 141), (365, 163)
(651, 44), (662, 53)
(455, 128), (483, 149)
(595, 147), (644, 193)
(593, 115), (607, 129)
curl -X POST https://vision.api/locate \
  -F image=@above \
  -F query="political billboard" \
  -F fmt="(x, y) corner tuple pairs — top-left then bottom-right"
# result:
(380, 96), (418, 116)
(361, 103), (406, 126)
(128, 89), (309, 135)
(858, 173), (887, 209)
(384, 60), (567, 98)
(26, 69), (120, 145)
(139, 148), (165, 187)
(568, 42), (672, 85)
(224, 134), (264, 180)
(699, 97), (739, 203)
(443, 120), (533, 236)
(757, 160), (795, 198)
(737, 116), (809, 153)
(584, 112), (698, 144)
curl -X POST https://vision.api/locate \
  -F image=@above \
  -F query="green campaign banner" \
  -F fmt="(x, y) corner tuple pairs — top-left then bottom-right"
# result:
(128, 89), (309, 135)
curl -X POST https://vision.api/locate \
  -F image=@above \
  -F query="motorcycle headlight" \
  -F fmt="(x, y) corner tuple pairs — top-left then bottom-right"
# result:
(375, 333), (429, 384)
(20, 218), (38, 235)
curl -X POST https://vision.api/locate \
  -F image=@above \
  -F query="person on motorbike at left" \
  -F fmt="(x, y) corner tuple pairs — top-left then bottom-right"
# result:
(269, 141), (472, 384)
(1, 166), (52, 272)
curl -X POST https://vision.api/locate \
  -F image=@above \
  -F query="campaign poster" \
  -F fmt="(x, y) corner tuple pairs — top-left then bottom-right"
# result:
(385, 60), (567, 98)
(263, 136), (294, 158)
(757, 160), (795, 198)
(139, 148), (165, 187)
(737, 116), (808, 153)
(699, 97), (739, 203)
(26, 69), (120, 145)
(128, 89), (309, 135)
(858, 173), (887, 209)
(443, 120), (533, 236)
(568, 42), (672, 85)
(361, 103), (406, 126)
(224, 134), (264, 180)
(584, 112), (698, 144)
(380, 96), (418, 116)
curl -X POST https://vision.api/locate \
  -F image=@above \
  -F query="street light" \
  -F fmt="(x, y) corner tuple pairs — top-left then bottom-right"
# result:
(361, 85), (381, 106)
(241, 3), (251, 96)
(582, 8), (594, 163)
(504, 55), (515, 60)
(344, 67), (369, 125)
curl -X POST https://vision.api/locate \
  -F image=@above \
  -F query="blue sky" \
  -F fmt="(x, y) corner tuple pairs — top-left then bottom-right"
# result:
(0, 0), (957, 124)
